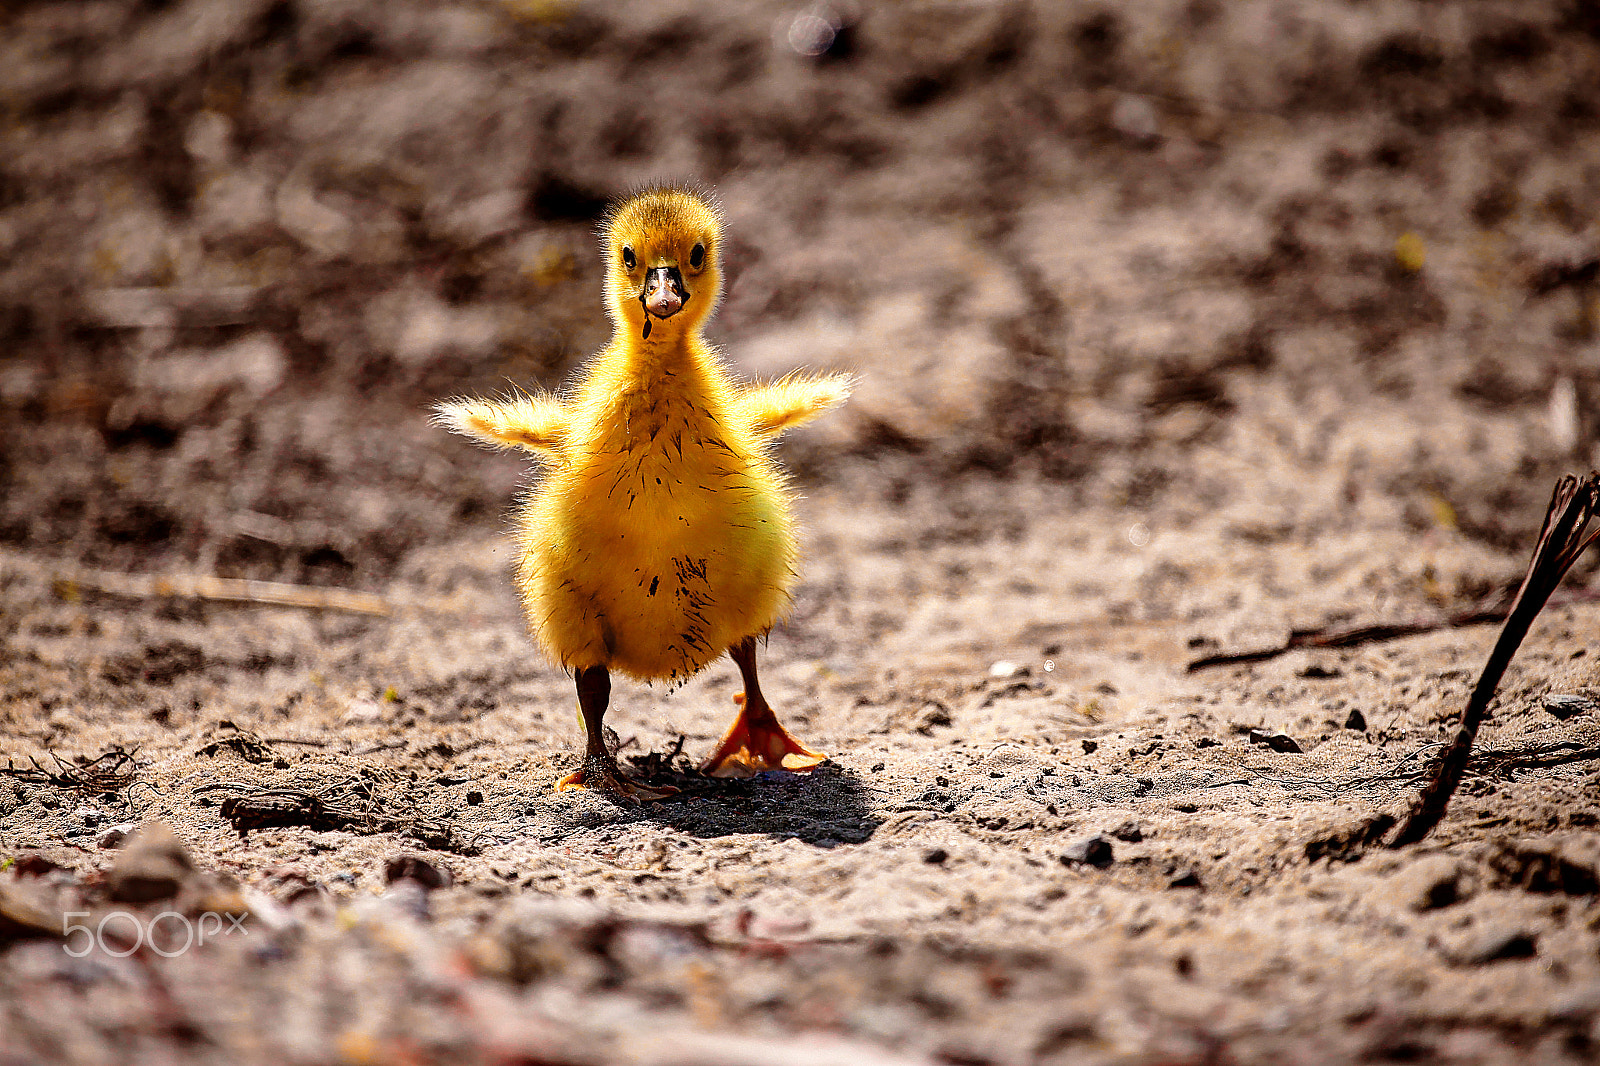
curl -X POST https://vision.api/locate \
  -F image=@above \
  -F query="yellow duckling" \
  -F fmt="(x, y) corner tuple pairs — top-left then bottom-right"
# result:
(435, 185), (852, 802)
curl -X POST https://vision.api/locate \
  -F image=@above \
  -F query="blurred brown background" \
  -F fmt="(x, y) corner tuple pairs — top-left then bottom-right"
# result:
(5, 3), (1600, 1064)
(4, 0), (1598, 586)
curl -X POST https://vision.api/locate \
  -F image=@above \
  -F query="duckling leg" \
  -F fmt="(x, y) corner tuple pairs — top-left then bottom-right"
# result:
(556, 666), (678, 804)
(699, 636), (827, 778)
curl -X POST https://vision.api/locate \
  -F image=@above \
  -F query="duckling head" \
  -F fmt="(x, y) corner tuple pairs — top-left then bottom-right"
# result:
(600, 185), (723, 343)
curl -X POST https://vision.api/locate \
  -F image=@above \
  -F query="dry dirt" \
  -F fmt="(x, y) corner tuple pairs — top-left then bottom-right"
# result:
(4, 1), (1600, 1063)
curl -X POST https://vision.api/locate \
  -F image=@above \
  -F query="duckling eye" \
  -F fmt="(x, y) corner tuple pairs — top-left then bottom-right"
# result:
(689, 243), (705, 270)
(622, 247), (636, 270)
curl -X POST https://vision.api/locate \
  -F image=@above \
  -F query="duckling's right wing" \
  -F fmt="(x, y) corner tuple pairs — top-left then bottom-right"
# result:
(433, 394), (568, 457)
(735, 372), (855, 441)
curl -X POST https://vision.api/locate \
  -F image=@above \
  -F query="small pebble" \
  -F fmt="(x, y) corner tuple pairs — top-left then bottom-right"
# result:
(1060, 835), (1114, 868)
(1343, 708), (1368, 731)
(1451, 930), (1538, 966)
(1111, 93), (1160, 144)
(384, 855), (452, 891)
(97, 823), (136, 849)
(1168, 869), (1203, 889)
(108, 822), (196, 903)
(1542, 694), (1596, 721)
(1248, 729), (1303, 754)
(922, 847), (949, 865)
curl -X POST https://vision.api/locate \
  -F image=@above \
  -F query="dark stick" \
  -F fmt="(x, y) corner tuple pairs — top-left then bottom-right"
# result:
(1387, 473), (1600, 848)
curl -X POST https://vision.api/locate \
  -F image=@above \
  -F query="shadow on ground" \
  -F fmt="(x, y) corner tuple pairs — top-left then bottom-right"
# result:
(518, 762), (881, 848)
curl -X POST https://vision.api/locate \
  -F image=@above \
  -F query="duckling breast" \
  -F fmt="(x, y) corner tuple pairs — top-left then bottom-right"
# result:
(514, 395), (798, 682)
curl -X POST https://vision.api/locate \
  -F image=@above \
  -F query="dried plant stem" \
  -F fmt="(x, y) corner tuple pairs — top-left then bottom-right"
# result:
(1388, 473), (1600, 847)
(1186, 588), (1600, 671)
(56, 568), (390, 616)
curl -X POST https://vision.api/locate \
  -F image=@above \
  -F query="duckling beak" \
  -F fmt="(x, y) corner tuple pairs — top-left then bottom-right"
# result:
(641, 266), (687, 319)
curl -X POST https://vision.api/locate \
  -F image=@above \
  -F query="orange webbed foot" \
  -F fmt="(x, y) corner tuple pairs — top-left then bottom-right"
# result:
(556, 757), (680, 805)
(699, 693), (828, 779)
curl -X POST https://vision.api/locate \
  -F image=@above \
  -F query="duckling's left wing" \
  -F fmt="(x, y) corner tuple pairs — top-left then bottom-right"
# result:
(433, 394), (568, 457)
(735, 372), (855, 441)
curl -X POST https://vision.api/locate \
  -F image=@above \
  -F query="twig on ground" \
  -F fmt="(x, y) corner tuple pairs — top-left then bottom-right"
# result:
(196, 776), (480, 854)
(55, 568), (390, 616)
(1384, 472), (1600, 848)
(196, 727), (278, 763)
(1469, 741), (1600, 772)
(1186, 587), (1600, 671)
(4, 748), (139, 793)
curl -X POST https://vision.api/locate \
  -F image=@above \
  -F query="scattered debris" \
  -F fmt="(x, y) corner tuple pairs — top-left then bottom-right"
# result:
(1392, 855), (1467, 911)
(1485, 842), (1600, 896)
(622, 736), (759, 799)
(1186, 587), (1600, 672)
(108, 822), (196, 903)
(384, 855), (453, 891)
(0, 880), (62, 942)
(201, 777), (481, 855)
(1061, 835), (1115, 868)
(1167, 868), (1203, 889)
(3, 748), (139, 794)
(913, 702), (954, 735)
(1305, 816), (1396, 865)
(1541, 693), (1597, 720)
(1445, 929), (1538, 967)
(97, 823), (136, 849)
(1248, 729), (1303, 754)
(197, 724), (279, 763)
(7, 852), (69, 878)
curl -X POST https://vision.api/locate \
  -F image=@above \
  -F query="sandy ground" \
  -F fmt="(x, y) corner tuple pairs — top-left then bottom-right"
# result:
(4, 1), (1600, 1062)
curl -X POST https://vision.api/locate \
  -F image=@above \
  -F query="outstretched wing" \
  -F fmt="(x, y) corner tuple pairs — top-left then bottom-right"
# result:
(432, 393), (568, 457)
(735, 372), (855, 441)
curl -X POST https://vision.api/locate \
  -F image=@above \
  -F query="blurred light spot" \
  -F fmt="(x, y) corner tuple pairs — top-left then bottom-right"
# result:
(786, 4), (842, 56)
(1394, 231), (1426, 272)
(1427, 494), (1457, 532)
(1550, 375), (1579, 453)
(523, 244), (576, 286)
(1127, 522), (1150, 547)
(1111, 94), (1160, 144)
(501, 0), (573, 24)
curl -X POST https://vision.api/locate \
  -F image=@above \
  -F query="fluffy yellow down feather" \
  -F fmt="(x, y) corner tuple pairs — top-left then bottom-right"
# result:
(435, 185), (852, 799)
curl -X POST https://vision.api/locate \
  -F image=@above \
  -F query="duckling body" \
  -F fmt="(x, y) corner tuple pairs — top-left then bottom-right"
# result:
(518, 338), (793, 681)
(437, 186), (851, 800)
